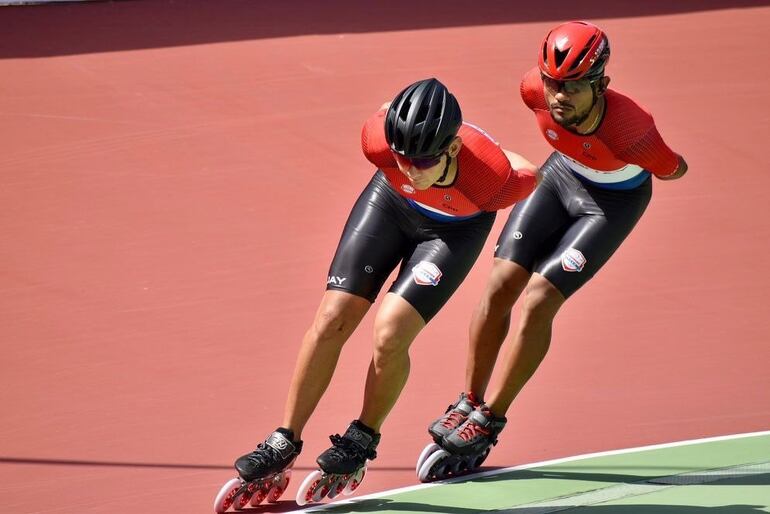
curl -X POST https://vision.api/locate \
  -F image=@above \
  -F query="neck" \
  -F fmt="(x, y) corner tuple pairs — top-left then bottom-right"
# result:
(575, 96), (605, 135)
(435, 155), (457, 186)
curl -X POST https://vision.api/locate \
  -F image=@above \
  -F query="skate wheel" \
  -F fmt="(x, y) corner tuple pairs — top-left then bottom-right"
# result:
(267, 470), (291, 503)
(213, 478), (242, 513)
(311, 475), (332, 503)
(471, 446), (492, 470)
(416, 443), (441, 474)
(447, 456), (468, 475)
(417, 449), (450, 482)
(249, 483), (269, 507)
(326, 474), (348, 500)
(342, 466), (366, 495)
(295, 470), (323, 506)
(232, 489), (251, 511)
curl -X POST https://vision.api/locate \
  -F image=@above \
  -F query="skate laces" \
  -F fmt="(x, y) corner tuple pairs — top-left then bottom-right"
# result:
(440, 410), (467, 429)
(456, 419), (490, 442)
(440, 393), (479, 429)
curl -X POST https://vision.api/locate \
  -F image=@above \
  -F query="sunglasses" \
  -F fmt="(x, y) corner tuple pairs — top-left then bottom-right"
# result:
(392, 151), (444, 170)
(541, 74), (593, 95)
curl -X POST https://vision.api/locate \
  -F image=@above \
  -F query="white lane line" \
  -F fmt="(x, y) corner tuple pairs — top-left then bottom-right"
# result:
(289, 430), (770, 513)
(492, 461), (770, 513)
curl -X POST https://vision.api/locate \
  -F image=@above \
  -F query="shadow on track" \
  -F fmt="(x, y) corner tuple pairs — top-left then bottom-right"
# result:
(2, 0), (769, 58)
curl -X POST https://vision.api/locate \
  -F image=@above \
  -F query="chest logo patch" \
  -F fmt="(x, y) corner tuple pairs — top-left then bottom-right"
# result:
(401, 184), (415, 194)
(412, 261), (443, 286)
(561, 248), (587, 273)
(546, 129), (559, 141)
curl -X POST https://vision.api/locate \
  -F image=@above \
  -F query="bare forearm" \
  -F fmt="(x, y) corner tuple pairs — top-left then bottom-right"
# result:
(502, 149), (538, 173)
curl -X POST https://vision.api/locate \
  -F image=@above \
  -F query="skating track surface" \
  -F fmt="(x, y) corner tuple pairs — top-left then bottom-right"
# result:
(1, 1), (769, 513)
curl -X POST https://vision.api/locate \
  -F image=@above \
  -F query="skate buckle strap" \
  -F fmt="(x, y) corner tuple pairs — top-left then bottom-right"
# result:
(456, 399), (475, 414)
(343, 425), (374, 451)
(469, 408), (492, 426)
(266, 432), (295, 460)
(446, 393), (478, 414)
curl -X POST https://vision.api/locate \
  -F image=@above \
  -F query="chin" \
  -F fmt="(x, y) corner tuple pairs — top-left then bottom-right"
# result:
(551, 112), (577, 127)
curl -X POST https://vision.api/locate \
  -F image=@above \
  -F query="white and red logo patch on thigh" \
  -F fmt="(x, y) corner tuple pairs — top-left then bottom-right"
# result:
(412, 261), (443, 286)
(561, 248), (587, 272)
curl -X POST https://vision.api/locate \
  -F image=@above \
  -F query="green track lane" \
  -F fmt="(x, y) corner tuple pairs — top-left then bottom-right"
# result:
(300, 433), (770, 514)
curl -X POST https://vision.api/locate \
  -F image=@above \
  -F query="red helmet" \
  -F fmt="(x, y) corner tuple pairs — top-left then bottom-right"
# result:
(538, 21), (610, 81)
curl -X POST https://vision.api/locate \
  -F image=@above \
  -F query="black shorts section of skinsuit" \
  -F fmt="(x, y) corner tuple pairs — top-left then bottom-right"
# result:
(494, 152), (652, 298)
(327, 171), (496, 322)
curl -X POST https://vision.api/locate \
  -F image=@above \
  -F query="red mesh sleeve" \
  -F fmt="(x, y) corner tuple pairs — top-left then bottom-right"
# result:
(455, 125), (537, 211)
(361, 110), (396, 169)
(520, 67), (548, 112)
(478, 168), (537, 211)
(617, 126), (680, 176)
(599, 93), (679, 177)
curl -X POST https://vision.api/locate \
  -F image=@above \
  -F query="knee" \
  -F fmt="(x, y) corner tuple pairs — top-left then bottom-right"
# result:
(484, 262), (529, 309)
(521, 277), (564, 321)
(312, 305), (355, 342)
(371, 322), (410, 364)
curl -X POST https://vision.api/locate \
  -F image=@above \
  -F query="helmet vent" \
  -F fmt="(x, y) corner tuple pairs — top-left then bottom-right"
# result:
(417, 103), (431, 122)
(399, 103), (410, 122)
(554, 48), (569, 68)
(384, 78), (462, 158)
(569, 45), (591, 72)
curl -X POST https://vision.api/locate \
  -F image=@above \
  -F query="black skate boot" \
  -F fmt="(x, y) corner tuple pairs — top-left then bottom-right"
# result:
(295, 420), (380, 506)
(214, 428), (303, 512)
(317, 420), (380, 474)
(234, 428), (303, 481)
(443, 405), (506, 457)
(428, 392), (481, 443)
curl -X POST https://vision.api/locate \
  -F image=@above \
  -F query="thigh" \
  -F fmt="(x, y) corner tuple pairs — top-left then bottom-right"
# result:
(495, 154), (571, 271)
(535, 183), (652, 298)
(326, 172), (410, 302)
(389, 212), (496, 323)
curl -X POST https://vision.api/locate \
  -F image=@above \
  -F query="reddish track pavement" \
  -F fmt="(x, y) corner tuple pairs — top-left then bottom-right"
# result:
(1, 2), (769, 513)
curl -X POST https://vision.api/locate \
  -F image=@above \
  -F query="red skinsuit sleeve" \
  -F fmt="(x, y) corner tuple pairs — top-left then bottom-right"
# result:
(478, 167), (536, 211)
(361, 109), (396, 169)
(520, 67), (548, 112)
(598, 94), (679, 176)
(457, 124), (537, 212)
(615, 125), (680, 177)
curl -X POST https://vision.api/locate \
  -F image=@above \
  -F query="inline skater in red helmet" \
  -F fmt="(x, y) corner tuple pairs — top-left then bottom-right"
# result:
(420, 21), (688, 482)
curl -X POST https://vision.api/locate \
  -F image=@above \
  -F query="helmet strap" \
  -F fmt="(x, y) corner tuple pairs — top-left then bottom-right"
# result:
(436, 153), (451, 184)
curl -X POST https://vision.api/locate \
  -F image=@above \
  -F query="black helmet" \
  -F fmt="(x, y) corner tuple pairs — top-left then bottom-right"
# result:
(385, 78), (462, 159)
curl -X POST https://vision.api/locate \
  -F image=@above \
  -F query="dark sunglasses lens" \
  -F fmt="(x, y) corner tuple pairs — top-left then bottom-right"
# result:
(393, 153), (411, 168)
(410, 155), (442, 169)
(543, 75), (589, 94)
(543, 77), (556, 91)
